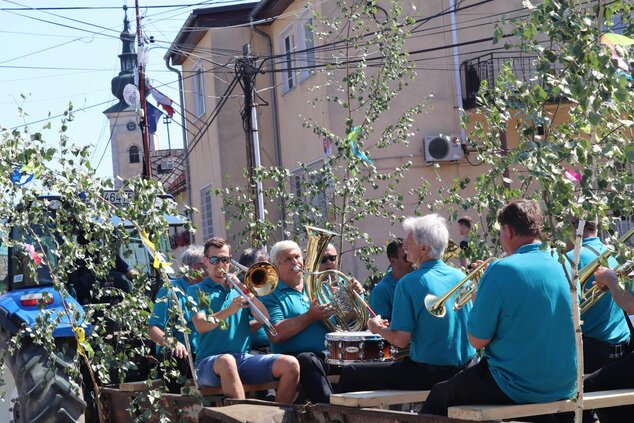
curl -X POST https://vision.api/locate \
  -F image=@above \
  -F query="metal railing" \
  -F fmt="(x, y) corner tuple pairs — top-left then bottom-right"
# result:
(461, 52), (552, 109)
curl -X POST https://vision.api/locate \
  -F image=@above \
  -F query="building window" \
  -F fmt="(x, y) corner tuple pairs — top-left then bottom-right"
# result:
(129, 145), (140, 163)
(192, 66), (206, 117)
(280, 27), (296, 93)
(200, 185), (214, 240)
(290, 160), (329, 225)
(299, 18), (316, 82)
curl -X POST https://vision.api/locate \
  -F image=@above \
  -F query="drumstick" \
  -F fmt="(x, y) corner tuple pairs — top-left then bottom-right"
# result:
(353, 291), (377, 318)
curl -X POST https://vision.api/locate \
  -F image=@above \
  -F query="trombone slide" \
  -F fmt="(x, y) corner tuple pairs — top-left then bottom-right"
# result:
(220, 270), (278, 337)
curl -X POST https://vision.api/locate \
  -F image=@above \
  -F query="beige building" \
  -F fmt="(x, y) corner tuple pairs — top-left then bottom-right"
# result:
(165, 0), (559, 279)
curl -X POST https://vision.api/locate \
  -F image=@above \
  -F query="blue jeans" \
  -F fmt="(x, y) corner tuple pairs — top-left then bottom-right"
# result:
(196, 352), (279, 387)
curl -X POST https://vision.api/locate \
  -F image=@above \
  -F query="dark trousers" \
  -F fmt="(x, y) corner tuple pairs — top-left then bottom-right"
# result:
(421, 358), (573, 423)
(296, 352), (340, 404)
(584, 351), (634, 423)
(158, 350), (194, 393)
(583, 336), (629, 374)
(338, 356), (471, 393)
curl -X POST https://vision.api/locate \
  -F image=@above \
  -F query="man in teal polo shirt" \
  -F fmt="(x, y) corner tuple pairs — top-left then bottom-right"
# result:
(148, 245), (205, 392)
(338, 214), (476, 392)
(422, 199), (577, 417)
(188, 237), (299, 403)
(261, 240), (339, 403)
(369, 237), (413, 319)
(566, 220), (630, 373)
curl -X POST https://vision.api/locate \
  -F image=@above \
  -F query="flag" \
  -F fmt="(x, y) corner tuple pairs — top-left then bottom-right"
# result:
(149, 86), (175, 117)
(345, 126), (373, 165)
(146, 102), (164, 135)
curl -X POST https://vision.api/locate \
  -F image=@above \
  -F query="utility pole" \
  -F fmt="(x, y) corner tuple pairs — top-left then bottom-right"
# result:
(237, 45), (266, 247)
(135, 0), (151, 178)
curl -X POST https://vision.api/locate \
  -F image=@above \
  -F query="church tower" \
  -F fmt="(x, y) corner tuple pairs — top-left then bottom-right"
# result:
(104, 5), (158, 188)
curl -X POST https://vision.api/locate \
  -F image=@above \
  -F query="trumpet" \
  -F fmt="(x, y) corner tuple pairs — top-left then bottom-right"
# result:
(579, 261), (634, 314)
(576, 226), (634, 313)
(425, 257), (496, 318)
(219, 260), (279, 336)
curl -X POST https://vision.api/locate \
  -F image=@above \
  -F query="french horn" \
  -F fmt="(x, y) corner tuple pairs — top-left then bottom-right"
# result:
(299, 226), (368, 332)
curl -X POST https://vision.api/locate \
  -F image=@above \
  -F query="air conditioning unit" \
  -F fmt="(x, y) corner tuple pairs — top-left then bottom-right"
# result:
(158, 160), (174, 174)
(422, 135), (464, 163)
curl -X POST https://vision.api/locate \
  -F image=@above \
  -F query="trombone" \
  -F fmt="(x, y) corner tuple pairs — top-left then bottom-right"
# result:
(219, 260), (279, 336)
(425, 257), (496, 318)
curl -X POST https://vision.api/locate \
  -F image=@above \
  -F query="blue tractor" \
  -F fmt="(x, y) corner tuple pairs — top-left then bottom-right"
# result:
(0, 194), (187, 423)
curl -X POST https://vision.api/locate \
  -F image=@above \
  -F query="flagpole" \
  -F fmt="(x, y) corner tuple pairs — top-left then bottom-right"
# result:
(135, 0), (152, 179)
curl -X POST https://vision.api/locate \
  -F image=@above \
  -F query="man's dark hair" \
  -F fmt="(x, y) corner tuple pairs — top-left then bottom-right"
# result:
(386, 238), (404, 259)
(204, 237), (230, 255)
(457, 216), (472, 230)
(238, 248), (269, 268)
(497, 200), (543, 239)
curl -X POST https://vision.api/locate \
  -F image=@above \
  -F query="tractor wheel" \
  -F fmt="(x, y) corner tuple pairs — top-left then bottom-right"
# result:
(5, 337), (86, 423)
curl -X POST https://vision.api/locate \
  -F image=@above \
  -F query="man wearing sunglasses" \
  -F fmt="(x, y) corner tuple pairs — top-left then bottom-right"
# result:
(369, 238), (414, 319)
(187, 237), (300, 403)
(319, 243), (339, 272)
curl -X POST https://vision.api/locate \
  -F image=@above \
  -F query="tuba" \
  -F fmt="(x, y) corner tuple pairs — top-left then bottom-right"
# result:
(301, 226), (368, 332)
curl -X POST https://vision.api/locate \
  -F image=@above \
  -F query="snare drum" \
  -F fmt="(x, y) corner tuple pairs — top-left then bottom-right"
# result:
(324, 331), (395, 365)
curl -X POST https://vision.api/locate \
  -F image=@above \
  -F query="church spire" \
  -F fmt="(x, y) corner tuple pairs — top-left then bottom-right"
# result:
(106, 4), (138, 111)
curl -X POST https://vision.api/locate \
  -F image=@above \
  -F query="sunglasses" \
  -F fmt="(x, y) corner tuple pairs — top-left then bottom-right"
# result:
(321, 255), (337, 264)
(208, 256), (232, 265)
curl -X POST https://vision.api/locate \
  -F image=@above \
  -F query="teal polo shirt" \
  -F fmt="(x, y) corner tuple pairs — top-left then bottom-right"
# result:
(370, 271), (399, 320)
(148, 277), (198, 354)
(250, 316), (270, 349)
(391, 260), (476, 367)
(260, 281), (329, 354)
(469, 243), (577, 404)
(566, 237), (630, 344)
(187, 277), (251, 365)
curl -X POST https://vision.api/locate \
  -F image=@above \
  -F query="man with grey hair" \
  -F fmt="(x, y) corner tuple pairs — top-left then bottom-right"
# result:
(422, 200), (576, 418)
(338, 214), (476, 392)
(262, 240), (340, 403)
(148, 244), (205, 392)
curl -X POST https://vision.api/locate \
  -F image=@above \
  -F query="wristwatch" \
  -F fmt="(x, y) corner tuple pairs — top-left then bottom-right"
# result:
(208, 315), (219, 325)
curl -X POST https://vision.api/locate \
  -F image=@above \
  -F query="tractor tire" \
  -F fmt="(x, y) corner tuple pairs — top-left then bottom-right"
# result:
(5, 337), (86, 423)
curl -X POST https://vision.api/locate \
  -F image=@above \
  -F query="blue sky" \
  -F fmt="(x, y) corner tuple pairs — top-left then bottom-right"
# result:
(0, 1), (241, 179)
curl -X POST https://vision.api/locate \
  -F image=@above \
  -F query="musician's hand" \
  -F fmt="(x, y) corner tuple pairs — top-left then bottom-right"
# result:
(368, 315), (388, 334)
(347, 277), (364, 295)
(469, 259), (486, 270)
(172, 341), (188, 359)
(594, 266), (618, 292)
(232, 278), (255, 300)
(226, 296), (249, 316)
(307, 299), (334, 321)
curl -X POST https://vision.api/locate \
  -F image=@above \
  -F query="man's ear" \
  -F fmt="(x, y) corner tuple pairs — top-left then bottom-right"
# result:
(503, 224), (514, 240)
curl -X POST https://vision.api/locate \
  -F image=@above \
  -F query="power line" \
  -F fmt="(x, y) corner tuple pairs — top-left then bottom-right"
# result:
(156, 73), (241, 185)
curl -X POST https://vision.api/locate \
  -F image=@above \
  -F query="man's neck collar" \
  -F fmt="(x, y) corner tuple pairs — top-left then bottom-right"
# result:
(508, 238), (542, 254)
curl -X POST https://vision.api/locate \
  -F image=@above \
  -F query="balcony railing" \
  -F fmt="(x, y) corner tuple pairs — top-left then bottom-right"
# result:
(461, 52), (545, 109)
